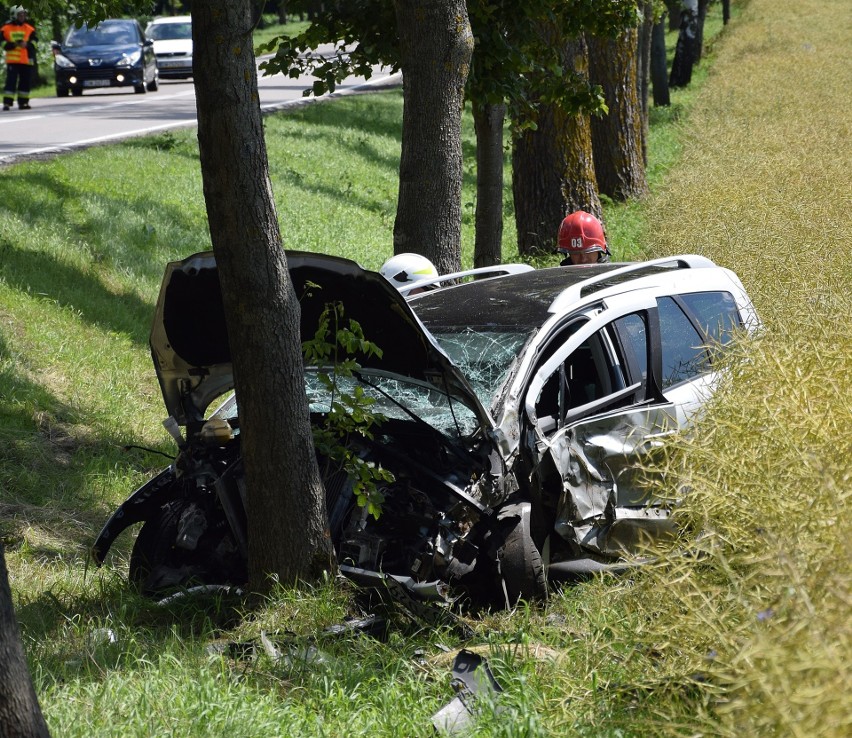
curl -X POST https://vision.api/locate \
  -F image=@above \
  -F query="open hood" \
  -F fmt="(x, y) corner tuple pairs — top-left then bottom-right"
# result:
(149, 251), (493, 430)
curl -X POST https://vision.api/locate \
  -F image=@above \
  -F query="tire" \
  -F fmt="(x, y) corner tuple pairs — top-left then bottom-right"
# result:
(56, 86), (69, 97)
(495, 502), (547, 605)
(129, 499), (186, 594)
(147, 75), (159, 92)
(134, 84), (146, 94)
(129, 497), (246, 596)
(71, 88), (83, 97)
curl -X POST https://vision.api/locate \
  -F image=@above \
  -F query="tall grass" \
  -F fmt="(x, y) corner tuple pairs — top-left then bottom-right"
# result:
(1, 0), (848, 734)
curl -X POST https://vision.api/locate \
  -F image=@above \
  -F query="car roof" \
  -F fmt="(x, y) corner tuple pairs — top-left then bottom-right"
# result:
(410, 255), (721, 331)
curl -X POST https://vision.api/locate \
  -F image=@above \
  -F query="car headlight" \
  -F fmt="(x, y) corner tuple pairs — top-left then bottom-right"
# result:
(116, 50), (142, 67)
(54, 54), (76, 69)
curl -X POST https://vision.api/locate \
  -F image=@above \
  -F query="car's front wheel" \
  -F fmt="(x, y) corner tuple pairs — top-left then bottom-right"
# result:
(146, 75), (158, 92)
(129, 498), (246, 596)
(56, 86), (69, 97)
(71, 88), (83, 97)
(495, 502), (547, 605)
(134, 83), (146, 94)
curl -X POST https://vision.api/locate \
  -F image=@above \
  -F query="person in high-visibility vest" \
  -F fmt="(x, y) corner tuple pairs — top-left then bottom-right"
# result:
(2, 6), (36, 110)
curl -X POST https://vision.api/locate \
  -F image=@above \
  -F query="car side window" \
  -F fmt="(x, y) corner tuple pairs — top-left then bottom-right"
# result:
(657, 296), (709, 388)
(611, 313), (648, 384)
(534, 328), (630, 432)
(678, 291), (742, 346)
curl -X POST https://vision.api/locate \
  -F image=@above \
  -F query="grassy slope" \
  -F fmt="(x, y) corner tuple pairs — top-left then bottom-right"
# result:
(0, 0), (849, 735)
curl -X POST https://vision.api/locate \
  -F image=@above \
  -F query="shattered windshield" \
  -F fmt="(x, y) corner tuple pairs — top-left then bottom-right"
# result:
(304, 370), (481, 438)
(429, 328), (531, 408)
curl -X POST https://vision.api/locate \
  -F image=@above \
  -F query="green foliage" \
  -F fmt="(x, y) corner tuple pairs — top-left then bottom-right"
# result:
(257, 0), (640, 121)
(302, 299), (394, 518)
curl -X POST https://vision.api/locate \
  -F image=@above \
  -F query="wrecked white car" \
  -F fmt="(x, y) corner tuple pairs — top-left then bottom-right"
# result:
(92, 252), (759, 607)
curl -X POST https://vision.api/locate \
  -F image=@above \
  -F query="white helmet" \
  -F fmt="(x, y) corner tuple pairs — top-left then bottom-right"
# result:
(380, 253), (438, 289)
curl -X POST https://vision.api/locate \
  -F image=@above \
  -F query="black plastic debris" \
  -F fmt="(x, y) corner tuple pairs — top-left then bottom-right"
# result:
(432, 649), (504, 735)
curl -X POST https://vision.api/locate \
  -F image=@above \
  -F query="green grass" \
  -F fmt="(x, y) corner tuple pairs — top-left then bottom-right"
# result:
(2, 0), (850, 735)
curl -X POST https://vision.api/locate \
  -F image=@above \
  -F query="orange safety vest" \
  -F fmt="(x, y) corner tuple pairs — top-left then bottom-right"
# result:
(2, 21), (36, 65)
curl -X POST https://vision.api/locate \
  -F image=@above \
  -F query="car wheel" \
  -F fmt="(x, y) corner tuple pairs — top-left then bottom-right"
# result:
(56, 86), (69, 97)
(495, 502), (547, 605)
(71, 88), (83, 97)
(147, 75), (158, 92)
(134, 83), (146, 94)
(129, 498), (245, 596)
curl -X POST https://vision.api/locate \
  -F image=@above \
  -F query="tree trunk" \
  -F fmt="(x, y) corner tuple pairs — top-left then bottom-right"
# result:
(0, 543), (51, 738)
(651, 16), (671, 106)
(722, 0), (730, 25)
(669, 0), (699, 88)
(512, 35), (601, 257)
(473, 101), (505, 268)
(636, 2), (654, 166)
(588, 27), (649, 201)
(392, 0), (473, 275)
(192, 0), (334, 591)
(667, 1), (681, 30)
(695, 0), (711, 62)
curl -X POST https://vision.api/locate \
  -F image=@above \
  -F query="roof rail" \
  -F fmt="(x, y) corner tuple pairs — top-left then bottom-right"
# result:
(548, 254), (717, 313)
(398, 263), (534, 297)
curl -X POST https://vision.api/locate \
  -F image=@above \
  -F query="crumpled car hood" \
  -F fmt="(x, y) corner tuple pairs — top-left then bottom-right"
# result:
(150, 251), (494, 430)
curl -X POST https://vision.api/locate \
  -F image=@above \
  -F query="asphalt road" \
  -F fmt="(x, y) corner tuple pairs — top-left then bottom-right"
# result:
(0, 62), (399, 165)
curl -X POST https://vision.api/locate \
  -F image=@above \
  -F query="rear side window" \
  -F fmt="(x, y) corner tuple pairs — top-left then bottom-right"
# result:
(657, 297), (708, 388)
(679, 291), (742, 345)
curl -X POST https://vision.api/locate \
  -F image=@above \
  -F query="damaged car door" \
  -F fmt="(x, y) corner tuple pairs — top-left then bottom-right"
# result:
(523, 289), (745, 570)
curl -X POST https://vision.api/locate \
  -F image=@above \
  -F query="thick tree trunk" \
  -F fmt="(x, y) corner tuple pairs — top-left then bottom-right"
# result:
(393, 0), (473, 275)
(192, 0), (334, 591)
(651, 17), (671, 106)
(512, 35), (601, 256)
(588, 28), (649, 201)
(669, 0), (699, 88)
(473, 101), (505, 268)
(0, 543), (51, 738)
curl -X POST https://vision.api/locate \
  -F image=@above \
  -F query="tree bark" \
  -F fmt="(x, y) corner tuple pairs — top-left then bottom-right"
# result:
(392, 0), (473, 275)
(695, 0), (711, 63)
(473, 101), (505, 268)
(636, 2), (654, 166)
(651, 16), (671, 106)
(0, 543), (51, 738)
(588, 27), (649, 201)
(512, 34), (601, 256)
(191, 0), (334, 591)
(669, 0), (699, 88)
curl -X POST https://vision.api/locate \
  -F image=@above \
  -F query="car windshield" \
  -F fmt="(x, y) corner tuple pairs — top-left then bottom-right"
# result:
(208, 369), (482, 442)
(65, 22), (137, 47)
(429, 327), (531, 408)
(304, 369), (481, 439)
(147, 22), (191, 41)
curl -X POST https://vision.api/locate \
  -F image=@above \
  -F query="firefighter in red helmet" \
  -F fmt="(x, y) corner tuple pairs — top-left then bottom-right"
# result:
(557, 210), (612, 265)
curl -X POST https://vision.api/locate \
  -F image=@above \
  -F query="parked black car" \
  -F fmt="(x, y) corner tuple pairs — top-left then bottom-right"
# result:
(92, 252), (759, 608)
(53, 19), (158, 97)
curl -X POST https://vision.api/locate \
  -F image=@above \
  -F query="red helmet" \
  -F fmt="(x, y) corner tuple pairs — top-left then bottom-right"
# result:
(558, 211), (607, 254)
